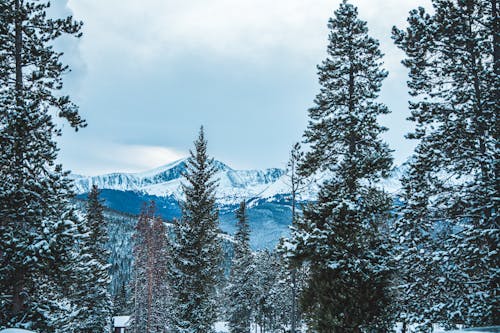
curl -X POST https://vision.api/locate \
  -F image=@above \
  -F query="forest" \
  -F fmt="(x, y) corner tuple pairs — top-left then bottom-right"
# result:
(0, 0), (498, 332)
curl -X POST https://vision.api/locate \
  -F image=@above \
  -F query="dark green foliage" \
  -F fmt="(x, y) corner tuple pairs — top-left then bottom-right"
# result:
(226, 202), (254, 333)
(76, 185), (112, 332)
(0, 0), (86, 330)
(252, 250), (301, 333)
(393, 0), (499, 328)
(169, 127), (223, 333)
(252, 251), (283, 332)
(284, 1), (395, 331)
(113, 282), (130, 316)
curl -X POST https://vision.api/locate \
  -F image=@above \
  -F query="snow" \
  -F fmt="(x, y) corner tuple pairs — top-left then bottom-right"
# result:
(71, 158), (287, 205)
(0, 330), (36, 333)
(392, 324), (500, 333)
(113, 315), (132, 327)
(214, 322), (265, 333)
(72, 158), (405, 206)
(214, 321), (229, 333)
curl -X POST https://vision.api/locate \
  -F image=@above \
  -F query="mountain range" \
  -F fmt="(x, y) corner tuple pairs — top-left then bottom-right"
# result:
(72, 158), (403, 249)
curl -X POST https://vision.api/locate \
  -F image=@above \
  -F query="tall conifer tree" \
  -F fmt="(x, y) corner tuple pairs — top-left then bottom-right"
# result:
(284, 2), (394, 331)
(75, 185), (112, 332)
(169, 127), (222, 333)
(113, 282), (129, 316)
(0, 0), (86, 330)
(226, 201), (254, 333)
(393, 0), (499, 327)
(132, 202), (170, 333)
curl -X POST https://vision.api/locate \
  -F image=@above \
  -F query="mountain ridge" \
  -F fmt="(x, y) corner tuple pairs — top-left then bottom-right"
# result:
(71, 158), (290, 206)
(72, 158), (404, 249)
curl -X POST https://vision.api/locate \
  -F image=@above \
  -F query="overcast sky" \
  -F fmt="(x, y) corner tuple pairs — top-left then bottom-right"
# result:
(56, 0), (432, 176)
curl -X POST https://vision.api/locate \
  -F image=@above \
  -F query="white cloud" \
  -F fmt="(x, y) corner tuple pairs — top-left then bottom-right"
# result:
(68, 0), (431, 67)
(113, 144), (187, 172)
(58, 137), (187, 176)
(60, 0), (434, 172)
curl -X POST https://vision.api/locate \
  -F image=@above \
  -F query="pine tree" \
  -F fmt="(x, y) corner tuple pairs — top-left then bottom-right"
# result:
(132, 205), (151, 333)
(289, 145), (302, 333)
(149, 213), (171, 332)
(252, 250), (296, 333)
(113, 282), (129, 316)
(226, 201), (254, 333)
(131, 202), (170, 333)
(279, 142), (307, 333)
(284, 1), (395, 331)
(169, 127), (223, 333)
(75, 185), (112, 332)
(108, 214), (135, 299)
(393, 0), (499, 327)
(0, 0), (86, 330)
(252, 250), (278, 332)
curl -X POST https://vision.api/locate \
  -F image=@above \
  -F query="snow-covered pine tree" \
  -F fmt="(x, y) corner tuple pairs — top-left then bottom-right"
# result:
(284, 1), (395, 331)
(169, 127), (223, 333)
(132, 205), (150, 333)
(392, 157), (453, 332)
(75, 185), (112, 332)
(393, 0), (499, 327)
(252, 250), (295, 333)
(288, 143), (303, 333)
(0, 0), (86, 330)
(149, 213), (171, 332)
(107, 213), (135, 298)
(226, 201), (254, 333)
(252, 250), (278, 332)
(131, 202), (170, 333)
(266, 260), (295, 332)
(278, 142), (307, 333)
(113, 282), (129, 316)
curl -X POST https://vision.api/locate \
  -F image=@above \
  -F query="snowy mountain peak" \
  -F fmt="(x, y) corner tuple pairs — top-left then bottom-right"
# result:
(71, 158), (403, 206)
(71, 159), (288, 205)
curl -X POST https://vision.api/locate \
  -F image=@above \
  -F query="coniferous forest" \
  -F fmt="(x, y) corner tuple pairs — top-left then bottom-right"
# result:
(0, 0), (498, 332)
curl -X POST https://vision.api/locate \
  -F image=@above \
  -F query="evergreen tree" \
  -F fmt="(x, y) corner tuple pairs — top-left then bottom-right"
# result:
(284, 2), (395, 331)
(0, 0), (86, 330)
(287, 143), (305, 333)
(169, 127), (223, 333)
(393, 0), (499, 327)
(113, 282), (129, 316)
(75, 185), (112, 332)
(226, 201), (255, 333)
(252, 250), (296, 333)
(108, 213), (135, 298)
(278, 142), (307, 333)
(252, 250), (279, 332)
(131, 202), (170, 333)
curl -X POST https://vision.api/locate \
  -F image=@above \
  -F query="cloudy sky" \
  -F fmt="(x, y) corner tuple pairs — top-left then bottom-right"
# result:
(56, 0), (432, 176)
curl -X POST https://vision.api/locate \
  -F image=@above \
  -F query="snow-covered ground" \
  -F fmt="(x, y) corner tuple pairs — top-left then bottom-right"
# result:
(1, 323), (497, 333)
(214, 322), (500, 333)
(214, 321), (229, 332)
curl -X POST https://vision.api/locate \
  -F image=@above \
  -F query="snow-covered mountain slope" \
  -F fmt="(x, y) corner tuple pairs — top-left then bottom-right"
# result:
(72, 158), (403, 205)
(72, 158), (287, 205)
(72, 159), (404, 249)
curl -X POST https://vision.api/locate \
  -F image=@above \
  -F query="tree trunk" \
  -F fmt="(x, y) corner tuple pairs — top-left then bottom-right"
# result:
(402, 320), (407, 333)
(11, 270), (25, 315)
(15, 0), (23, 98)
(291, 268), (297, 333)
(347, 63), (356, 195)
(11, 0), (25, 317)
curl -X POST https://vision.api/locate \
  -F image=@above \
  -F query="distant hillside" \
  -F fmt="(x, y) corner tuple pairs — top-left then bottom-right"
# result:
(73, 158), (404, 250)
